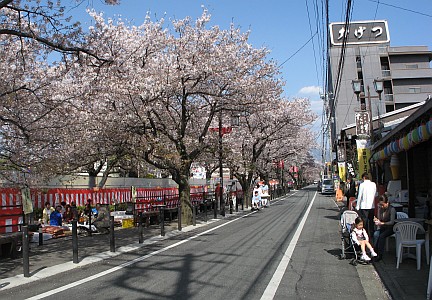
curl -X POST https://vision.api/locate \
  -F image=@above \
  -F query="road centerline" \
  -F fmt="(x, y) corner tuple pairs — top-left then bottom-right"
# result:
(260, 191), (317, 300)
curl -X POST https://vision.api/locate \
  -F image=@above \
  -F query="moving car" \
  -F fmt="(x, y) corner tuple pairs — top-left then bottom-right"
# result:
(321, 178), (335, 194)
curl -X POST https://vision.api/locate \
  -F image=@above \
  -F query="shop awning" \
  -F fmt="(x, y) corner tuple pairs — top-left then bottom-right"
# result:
(371, 99), (432, 162)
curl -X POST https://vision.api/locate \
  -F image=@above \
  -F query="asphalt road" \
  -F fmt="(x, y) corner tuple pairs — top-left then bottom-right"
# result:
(0, 187), (386, 300)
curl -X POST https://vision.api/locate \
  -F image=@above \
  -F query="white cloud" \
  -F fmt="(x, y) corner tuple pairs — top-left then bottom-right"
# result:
(310, 98), (323, 115)
(298, 85), (322, 96)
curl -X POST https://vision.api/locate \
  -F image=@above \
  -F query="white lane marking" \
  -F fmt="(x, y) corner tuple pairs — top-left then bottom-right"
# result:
(26, 192), (299, 299)
(260, 191), (317, 300)
(25, 210), (258, 300)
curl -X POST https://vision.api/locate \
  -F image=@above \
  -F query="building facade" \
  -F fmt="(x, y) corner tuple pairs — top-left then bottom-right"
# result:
(327, 20), (432, 178)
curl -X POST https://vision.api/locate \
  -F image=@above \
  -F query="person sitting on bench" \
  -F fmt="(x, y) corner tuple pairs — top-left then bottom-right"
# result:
(93, 203), (110, 234)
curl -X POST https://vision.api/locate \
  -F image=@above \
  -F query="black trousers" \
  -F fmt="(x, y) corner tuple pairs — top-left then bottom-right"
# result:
(374, 226), (394, 255)
(359, 208), (375, 237)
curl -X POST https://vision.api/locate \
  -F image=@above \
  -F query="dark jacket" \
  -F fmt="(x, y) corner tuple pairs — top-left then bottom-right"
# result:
(50, 211), (63, 226)
(345, 179), (356, 199)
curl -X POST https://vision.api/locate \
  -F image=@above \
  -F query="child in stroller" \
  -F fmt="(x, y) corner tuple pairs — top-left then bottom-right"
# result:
(340, 210), (376, 264)
(351, 217), (378, 261)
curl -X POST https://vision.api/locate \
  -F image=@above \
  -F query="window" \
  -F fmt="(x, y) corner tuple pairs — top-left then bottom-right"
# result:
(356, 56), (362, 69)
(386, 104), (394, 113)
(408, 87), (421, 93)
(380, 57), (390, 77)
(406, 64), (418, 69)
(378, 46), (387, 54)
(323, 179), (333, 185)
(384, 94), (394, 102)
(382, 70), (391, 77)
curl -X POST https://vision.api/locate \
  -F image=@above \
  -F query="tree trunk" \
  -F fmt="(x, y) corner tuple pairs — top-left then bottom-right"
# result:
(88, 175), (97, 189)
(235, 172), (254, 209)
(98, 168), (111, 188)
(178, 174), (193, 225)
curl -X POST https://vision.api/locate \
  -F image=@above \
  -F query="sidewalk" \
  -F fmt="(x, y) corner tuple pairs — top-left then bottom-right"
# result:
(0, 211), (233, 290)
(335, 199), (430, 300)
(2, 200), (430, 299)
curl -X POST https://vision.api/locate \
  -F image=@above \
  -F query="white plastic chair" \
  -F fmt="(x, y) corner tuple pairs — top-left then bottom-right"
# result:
(385, 212), (408, 251)
(393, 221), (430, 270)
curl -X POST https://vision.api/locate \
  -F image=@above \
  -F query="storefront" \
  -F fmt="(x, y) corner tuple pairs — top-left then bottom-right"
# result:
(371, 99), (432, 218)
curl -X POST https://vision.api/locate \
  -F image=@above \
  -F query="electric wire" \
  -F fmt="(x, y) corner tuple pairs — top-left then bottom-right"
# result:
(337, 0), (380, 130)
(365, 0), (432, 18)
(278, 32), (318, 67)
(324, 0), (353, 134)
(305, 0), (321, 87)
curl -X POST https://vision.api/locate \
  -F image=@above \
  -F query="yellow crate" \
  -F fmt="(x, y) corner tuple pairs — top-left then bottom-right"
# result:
(122, 218), (134, 228)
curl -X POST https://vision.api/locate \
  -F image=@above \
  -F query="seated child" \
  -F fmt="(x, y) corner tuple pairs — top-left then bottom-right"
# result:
(351, 217), (378, 261)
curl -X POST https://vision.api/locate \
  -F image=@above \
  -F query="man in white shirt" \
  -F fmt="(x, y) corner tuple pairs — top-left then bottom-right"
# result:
(356, 172), (377, 236)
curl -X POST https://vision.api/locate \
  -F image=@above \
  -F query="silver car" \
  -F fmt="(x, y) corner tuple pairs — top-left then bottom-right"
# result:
(321, 179), (335, 194)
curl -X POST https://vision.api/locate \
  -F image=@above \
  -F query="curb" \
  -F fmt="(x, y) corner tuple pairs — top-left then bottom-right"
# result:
(0, 218), (220, 291)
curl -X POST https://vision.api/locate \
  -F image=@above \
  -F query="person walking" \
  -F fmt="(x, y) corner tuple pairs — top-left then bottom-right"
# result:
(355, 172), (377, 237)
(345, 175), (357, 207)
(373, 194), (396, 261)
(335, 181), (345, 202)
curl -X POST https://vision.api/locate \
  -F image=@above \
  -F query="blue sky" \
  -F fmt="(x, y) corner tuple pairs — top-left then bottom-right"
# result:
(72, 0), (432, 134)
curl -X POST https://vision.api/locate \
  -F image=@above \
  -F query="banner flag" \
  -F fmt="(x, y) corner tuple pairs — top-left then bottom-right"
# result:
(356, 139), (371, 178)
(338, 162), (346, 182)
(21, 187), (33, 214)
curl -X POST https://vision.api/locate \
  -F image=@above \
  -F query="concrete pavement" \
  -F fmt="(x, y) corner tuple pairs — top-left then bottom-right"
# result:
(335, 199), (430, 300)
(0, 195), (430, 299)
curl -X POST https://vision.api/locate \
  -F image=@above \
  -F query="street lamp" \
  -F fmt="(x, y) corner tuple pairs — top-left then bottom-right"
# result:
(218, 109), (225, 217)
(351, 78), (384, 141)
(210, 113), (238, 218)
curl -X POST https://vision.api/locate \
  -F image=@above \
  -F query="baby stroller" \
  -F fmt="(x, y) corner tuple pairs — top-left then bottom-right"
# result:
(339, 209), (369, 265)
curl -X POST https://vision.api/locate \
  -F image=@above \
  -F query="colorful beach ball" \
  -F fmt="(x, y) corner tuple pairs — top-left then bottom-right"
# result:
(427, 118), (432, 136)
(387, 144), (394, 155)
(402, 135), (410, 150)
(391, 140), (400, 153)
(384, 145), (389, 157)
(411, 128), (420, 144)
(419, 123), (431, 142)
(399, 138), (404, 151)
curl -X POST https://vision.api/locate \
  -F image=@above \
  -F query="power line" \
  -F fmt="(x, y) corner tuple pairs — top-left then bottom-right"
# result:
(365, 0), (432, 18)
(324, 0), (353, 128)
(305, 0), (321, 87)
(336, 0), (380, 129)
(278, 31), (318, 67)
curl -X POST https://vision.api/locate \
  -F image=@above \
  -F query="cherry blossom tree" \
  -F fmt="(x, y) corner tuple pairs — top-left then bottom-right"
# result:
(225, 97), (317, 206)
(61, 10), (281, 223)
(1, 2), (317, 227)
(0, 0), (120, 186)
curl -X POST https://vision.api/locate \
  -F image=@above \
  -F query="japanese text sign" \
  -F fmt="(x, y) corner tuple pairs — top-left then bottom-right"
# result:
(355, 111), (370, 137)
(330, 20), (389, 46)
